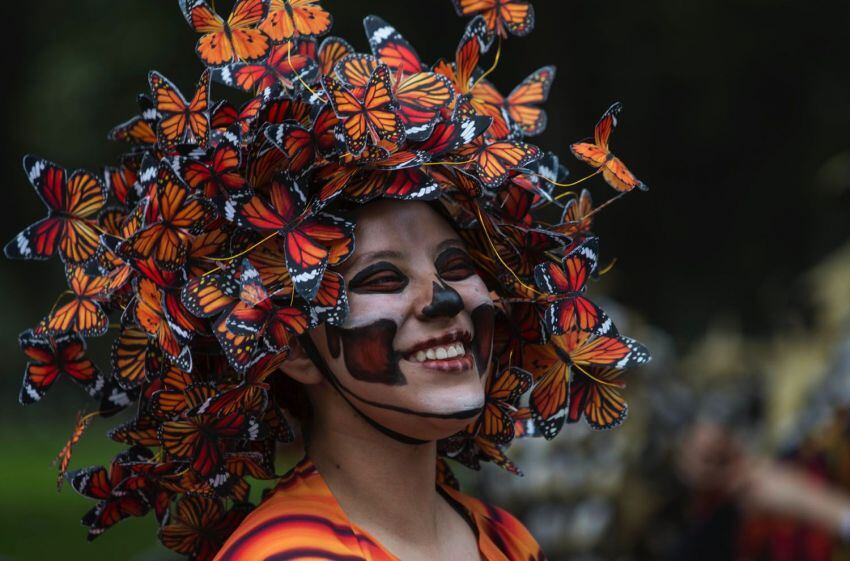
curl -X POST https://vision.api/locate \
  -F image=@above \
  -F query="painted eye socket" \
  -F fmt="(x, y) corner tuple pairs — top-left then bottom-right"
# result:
(348, 262), (409, 294)
(436, 247), (477, 282)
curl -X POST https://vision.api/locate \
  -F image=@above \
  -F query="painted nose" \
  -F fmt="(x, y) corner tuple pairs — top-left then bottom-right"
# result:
(421, 281), (464, 318)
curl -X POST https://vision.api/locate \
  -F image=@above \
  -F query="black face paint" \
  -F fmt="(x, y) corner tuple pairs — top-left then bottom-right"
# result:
(325, 320), (406, 385)
(298, 335), (428, 445)
(421, 280), (464, 318)
(471, 304), (495, 375)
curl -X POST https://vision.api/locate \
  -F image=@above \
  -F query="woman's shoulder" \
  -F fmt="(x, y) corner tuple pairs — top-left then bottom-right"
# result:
(440, 485), (548, 561)
(213, 459), (388, 561)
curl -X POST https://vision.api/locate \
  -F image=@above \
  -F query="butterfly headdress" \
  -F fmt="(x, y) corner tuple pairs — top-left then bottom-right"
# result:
(6, 1), (650, 558)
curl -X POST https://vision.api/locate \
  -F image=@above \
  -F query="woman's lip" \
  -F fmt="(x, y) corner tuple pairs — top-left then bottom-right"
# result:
(402, 353), (474, 372)
(400, 329), (472, 358)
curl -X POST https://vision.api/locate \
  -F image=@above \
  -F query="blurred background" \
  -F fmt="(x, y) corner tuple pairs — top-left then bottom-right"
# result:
(1, 1), (849, 560)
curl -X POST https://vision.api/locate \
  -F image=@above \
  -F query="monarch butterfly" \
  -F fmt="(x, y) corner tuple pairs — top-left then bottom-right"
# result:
(179, 129), (252, 202)
(259, 0), (332, 42)
(118, 162), (211, 272)
(150, 381), (216, 421)
(317, 35), (353, 76)
(210, 97), (264, 136)
(108, 413), (160, 447)
(233, 176), (354, 300)
(452, 0), (535, 38)
(363, 15), (424, 76)
(158, 412), (260, 477)
(37, 266), (112, 338)
(18, 329), (103, 404)
(110, 321), (164, 390)
(497, 223), (568, 278)
(108, 94), (158, 146)
(67, 447), (153, 539)
(213, 40), (318, 93)
(471, 65), (555, 138)
(533, 238), (609, 335)
(571, 102), (648, 192)
(264, 107), (340, 175)
(159, 496), (252, 561)
(311, 269), (348, 325)
(182, 0), (271, 67)
(132, 278), (194, 371)
(343, 167), (440, 204)
(181, 268), (240, 319)
(474, 367), (532, 444)
(104, 159), (140, 208)
(432, 15), (491, 96)
(557, 188), (594, 238)
(525, 321), (649, 439)
(149, 70), (211, 150)
(4, 156), (106, 264)
(568, 366), (629, 430)
(413, 113), (492, 158)
(322, 64), (404, 156)
(223, 260), (313, 351)
(336, 53), (454, 141)
(194, 350), (288, 417)
(454, 135), (541, 188)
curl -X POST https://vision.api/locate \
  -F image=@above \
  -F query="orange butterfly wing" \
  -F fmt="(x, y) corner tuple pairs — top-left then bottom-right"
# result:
(189, 0), (270, 67)
(260, 0), (332, 42)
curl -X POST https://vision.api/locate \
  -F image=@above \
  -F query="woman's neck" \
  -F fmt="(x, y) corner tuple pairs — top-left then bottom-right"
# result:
(305, 414), (443, 548)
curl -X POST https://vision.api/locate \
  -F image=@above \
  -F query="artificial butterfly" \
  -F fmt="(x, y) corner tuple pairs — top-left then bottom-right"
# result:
(473, 366), (532, 444)
(451, 0), (535, 38)
(335, 53), (454, 141)
(260, 0), (332, 42)
(159, 496), (253, 561)
(67, 447), (153, 539)
(223, 260), (313, 351)
(149, 70), (211, 150)
(571, 102), (648, 192)
(471, 65), (555, 138)
(232, 175), (353, 300)
(158, 412), (260, 478)
(322, 64), (404, 155)
(118, 162), (211, 272)
(18, 329), (104, 404)
(38, 265), (112, 338)
(568, 366), (629, 430)
(213, 40), (318, 93)
(524, 318), (649, 439)
(454, 136), (540, 188)
(533, 238), (609, 335)
(182, 0), (271, 67)
(5, 156), (106, 264)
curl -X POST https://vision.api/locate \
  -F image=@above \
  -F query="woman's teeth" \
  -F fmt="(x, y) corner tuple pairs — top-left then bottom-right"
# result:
(410, 342), (466, 362)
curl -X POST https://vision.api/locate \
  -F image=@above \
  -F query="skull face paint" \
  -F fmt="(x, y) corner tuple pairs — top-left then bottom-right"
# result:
(303, 201), (496, 442)
(325, 319), (405, 385)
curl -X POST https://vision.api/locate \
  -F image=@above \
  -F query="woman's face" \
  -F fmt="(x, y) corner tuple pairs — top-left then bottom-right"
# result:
(308, 200), (495, 442)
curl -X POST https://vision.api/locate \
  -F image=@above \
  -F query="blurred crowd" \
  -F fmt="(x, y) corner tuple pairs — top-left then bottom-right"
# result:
(481, 241), (850, 561)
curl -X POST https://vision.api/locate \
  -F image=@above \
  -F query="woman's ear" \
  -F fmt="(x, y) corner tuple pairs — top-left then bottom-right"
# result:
(278, 337), (323, 385)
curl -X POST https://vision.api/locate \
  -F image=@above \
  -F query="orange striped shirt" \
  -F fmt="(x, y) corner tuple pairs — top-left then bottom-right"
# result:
(213, 457), (546, 560)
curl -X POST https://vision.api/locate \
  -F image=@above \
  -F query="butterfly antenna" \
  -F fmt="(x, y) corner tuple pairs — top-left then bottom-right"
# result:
(571, 362), (622, 389)
(471, 37), (503, 91)
(206, 232), (279, 263)
(598, 257), (618, 276)
(584, 190), (628, 220)
(288, 46), (318, 97)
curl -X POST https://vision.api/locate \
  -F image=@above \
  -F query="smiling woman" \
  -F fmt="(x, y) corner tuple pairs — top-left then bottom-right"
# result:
(214, 200), (540, 560)
(4, 1), (651, 560)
